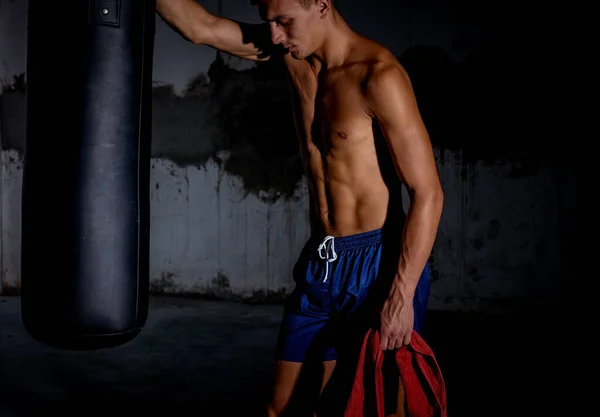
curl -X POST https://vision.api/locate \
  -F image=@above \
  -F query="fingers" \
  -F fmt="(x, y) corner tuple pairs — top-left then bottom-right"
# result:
(381, 332), (411, 350)
(381, 334), (389, 351)
(392, 334), (409, 349)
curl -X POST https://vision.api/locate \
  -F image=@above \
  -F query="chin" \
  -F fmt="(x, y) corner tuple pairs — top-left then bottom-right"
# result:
(291, 50), (308, 60)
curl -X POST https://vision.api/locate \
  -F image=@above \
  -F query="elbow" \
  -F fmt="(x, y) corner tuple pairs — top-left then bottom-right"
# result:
(428, 182), (443, 211)
(433, 186), (444, 218)
(188, 22), (211, 45)
(156, 0), (210, 45)
(412, 183), (444, 218)
(158, 17), (208, 45)
(185, 12), (217, 45)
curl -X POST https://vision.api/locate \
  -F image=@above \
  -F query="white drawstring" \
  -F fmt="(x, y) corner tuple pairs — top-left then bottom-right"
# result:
(317, 235), (337, 282)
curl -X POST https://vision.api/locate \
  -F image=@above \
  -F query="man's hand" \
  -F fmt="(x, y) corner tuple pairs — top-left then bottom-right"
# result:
(380, 278), (414, 350)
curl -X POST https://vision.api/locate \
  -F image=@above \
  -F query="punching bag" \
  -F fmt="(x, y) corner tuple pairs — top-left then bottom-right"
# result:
(21, 0), (155, 349)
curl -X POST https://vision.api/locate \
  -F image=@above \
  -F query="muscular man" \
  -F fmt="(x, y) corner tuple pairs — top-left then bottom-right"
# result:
(156, 1), (444, 415)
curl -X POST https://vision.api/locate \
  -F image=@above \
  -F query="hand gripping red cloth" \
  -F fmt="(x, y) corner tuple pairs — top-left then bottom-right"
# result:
(344, 329), (447, 417)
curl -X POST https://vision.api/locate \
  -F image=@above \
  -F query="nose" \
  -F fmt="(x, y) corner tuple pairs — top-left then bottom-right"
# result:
(269, 24), (285, 45)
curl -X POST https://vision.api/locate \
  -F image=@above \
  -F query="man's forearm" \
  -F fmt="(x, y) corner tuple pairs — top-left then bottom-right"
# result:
(156, 0), (272, 60)
(394, 188), (443, 300)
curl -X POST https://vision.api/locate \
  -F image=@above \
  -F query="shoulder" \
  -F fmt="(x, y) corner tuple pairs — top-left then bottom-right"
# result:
(360, 48), (414, 118)
(366, 62), (409, 91)
(363, 52), (411, 99)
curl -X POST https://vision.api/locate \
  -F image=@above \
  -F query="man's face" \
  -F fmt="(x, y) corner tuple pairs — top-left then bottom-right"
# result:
(256, 0), (326, 60)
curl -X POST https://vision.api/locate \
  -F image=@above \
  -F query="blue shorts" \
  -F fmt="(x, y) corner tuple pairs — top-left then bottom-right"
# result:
(274, 228), (430, 363)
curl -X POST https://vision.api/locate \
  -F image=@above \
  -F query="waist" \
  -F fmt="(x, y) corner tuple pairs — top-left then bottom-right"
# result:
(309, 228), (383, 252)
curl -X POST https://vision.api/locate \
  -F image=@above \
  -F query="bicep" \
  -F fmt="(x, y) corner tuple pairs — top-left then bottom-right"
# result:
(365, 66), (439, 192)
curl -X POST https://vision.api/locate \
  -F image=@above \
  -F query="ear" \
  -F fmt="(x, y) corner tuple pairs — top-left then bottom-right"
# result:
(317, 0), (332, 18)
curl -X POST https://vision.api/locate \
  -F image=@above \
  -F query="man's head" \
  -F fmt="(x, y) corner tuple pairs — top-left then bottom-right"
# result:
(252, 0), (335, 60)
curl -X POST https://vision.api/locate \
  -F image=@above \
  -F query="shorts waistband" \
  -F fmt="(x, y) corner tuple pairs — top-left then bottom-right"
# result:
(311, 228), (383, 252)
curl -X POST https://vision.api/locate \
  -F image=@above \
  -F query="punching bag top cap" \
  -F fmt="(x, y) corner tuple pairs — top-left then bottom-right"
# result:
(91, 0), (121, 27)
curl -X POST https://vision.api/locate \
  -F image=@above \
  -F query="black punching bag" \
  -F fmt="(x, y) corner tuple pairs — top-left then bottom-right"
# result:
(21, 0), (155, 349)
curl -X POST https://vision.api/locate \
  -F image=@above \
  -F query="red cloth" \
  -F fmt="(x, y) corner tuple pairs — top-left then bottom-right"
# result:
(344, 329), (447, 417)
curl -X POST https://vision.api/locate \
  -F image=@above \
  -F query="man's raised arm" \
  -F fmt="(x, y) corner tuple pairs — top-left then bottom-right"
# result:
(156, 0), (276, 61)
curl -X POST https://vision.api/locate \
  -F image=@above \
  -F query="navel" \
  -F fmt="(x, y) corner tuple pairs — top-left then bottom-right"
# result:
(337, 131), (348, 139)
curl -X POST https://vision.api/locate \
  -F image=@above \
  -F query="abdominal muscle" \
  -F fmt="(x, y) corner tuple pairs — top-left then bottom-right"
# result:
(306, 141), (392, 237)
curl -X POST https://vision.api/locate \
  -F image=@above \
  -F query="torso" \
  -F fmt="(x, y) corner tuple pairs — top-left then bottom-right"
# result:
(281, 38), (406, 237)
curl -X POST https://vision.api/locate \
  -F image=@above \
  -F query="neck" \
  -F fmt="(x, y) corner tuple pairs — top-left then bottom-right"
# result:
(310, 11), (355, 69)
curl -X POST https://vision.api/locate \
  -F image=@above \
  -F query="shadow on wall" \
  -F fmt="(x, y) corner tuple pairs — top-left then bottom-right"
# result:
(399, 42), (544, 163)
(2, 39), (548, 199)
(151, 53), (302, 204)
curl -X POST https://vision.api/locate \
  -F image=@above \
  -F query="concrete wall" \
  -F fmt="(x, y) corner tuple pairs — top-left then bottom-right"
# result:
(0, 0), (571, 312)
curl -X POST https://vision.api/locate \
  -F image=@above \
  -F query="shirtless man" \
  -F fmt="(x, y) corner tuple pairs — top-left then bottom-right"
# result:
(156, 0), (444, 415)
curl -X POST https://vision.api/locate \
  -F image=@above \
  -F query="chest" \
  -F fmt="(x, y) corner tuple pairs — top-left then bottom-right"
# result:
(287, 64), (371, 146)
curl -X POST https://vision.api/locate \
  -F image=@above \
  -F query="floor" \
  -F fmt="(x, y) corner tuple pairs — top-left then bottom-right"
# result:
(0, 295), (563, 416)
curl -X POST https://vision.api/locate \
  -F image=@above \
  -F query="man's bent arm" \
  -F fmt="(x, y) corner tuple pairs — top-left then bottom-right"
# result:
(156, 0), (275, 61)
(364, 64), (444, 300)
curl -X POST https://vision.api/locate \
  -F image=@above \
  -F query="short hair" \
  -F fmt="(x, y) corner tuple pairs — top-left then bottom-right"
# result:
(297, 0), (336, 9)
(251, 0), (335, 10)
(296, 0), (313, 9)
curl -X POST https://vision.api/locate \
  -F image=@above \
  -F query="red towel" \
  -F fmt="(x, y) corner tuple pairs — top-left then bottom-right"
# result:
(344, 328), (447, 417)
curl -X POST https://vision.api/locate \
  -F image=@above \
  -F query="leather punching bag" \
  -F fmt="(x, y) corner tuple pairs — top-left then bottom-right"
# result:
(21, 0), (155, 349)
